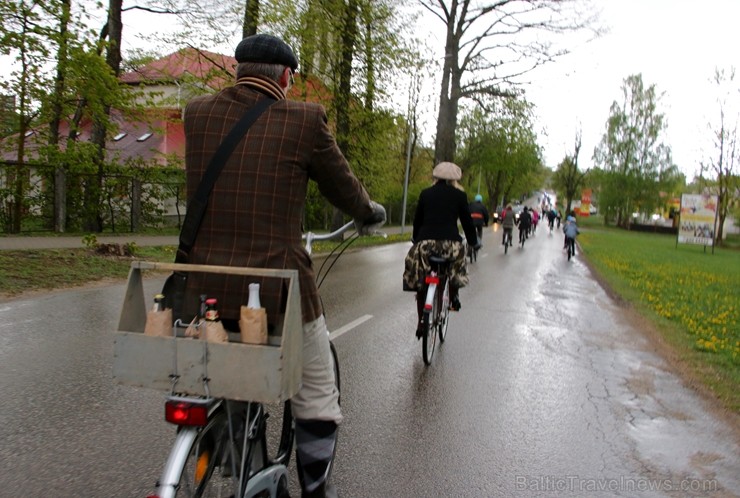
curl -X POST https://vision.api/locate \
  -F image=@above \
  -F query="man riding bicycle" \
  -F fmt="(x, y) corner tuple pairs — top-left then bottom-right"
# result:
(468, 194), (489, 245)
(181, 33), (385, 498)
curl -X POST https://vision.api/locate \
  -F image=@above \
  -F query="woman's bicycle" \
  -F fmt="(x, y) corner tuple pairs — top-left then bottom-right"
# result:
(502, 228), (513, 254)
(467, 238), (479, 263)
(117, 221), (368, 498)
(417, 255), (451, 365)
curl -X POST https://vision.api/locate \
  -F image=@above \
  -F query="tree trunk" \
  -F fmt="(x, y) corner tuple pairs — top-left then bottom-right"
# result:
(336, 0), (358, 154)
(243, 0), (259, 38)
(363, 8), (375, 111)
(332, 0), (359, 232)
(51, 0), (71, 233)
(87, 0), (123, 232)
(131, 177), (142, 231)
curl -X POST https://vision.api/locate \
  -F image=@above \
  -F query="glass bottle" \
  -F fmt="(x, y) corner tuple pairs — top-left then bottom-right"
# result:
(204, 298), (220, 322)
(247, 283), (261, 309)
(152, 293), (165, 312)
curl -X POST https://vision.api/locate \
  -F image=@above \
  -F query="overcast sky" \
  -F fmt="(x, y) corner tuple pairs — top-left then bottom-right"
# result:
(523, 0), (740, 179)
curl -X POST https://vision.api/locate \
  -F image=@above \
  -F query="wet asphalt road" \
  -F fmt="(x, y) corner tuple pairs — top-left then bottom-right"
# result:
(0, 226), (738, 497)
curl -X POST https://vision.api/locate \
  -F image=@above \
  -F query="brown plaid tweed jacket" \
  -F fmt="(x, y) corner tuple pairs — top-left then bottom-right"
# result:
(181, 76), (373, 325)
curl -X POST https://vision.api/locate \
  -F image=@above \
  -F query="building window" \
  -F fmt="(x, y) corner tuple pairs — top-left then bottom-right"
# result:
(137, 132), (153, 142)
(113, 133), (127, 141)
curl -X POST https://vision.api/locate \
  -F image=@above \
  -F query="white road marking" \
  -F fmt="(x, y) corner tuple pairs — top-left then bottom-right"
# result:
(329, 314), (373, 341)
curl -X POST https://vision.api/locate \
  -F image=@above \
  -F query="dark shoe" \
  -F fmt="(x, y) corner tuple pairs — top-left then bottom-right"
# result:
(416, 324), (424, 339)
(449, 297), (461, 311)
(302, 480), (338, 498)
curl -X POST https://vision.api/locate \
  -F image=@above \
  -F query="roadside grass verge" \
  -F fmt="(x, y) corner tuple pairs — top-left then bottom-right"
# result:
(577, 220), (739, 414)
(0, 246), (175, 296)
(0, 232), (410, 297)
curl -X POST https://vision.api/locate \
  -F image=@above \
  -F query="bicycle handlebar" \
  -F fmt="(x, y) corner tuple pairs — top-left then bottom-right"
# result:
(303, 221), (354, 255)
(302, 221), (386, 255)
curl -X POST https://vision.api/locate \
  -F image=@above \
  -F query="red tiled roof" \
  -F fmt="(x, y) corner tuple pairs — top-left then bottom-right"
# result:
(120, 48), (235, 88)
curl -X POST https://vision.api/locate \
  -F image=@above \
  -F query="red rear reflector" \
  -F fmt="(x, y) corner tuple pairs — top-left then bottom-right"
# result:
(424, 304), (432, 310)
(165, 400), (208, 426)
(425, 276), (439, 285)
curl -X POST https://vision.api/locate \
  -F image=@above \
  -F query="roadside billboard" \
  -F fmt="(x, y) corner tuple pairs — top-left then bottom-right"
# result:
(677, 193), (718, 246)
(578, 189), (592, 217)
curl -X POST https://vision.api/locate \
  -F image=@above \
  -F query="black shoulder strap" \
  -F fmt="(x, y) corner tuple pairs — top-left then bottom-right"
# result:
(176, 98), (276, 262)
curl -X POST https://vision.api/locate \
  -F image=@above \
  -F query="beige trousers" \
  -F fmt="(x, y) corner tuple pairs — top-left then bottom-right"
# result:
(290, 315), (343, 423)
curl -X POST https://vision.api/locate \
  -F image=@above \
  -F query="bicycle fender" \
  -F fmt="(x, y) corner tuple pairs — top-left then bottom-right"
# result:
(424, 283), (437, 310)
(155, 427), (199, 498)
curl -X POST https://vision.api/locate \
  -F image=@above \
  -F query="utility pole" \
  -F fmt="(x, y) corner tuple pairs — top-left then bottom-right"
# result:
(400, 75), (417, 234)
(477, 164), (481, 195)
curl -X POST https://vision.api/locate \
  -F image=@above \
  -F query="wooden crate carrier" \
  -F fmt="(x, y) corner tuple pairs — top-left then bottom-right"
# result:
(113, 261), (302, 404)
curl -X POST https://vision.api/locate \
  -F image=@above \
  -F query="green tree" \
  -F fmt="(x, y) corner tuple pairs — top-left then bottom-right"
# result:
(593, 74), (677, 227)
(552, 130), (588, 213)
(0, 0), (53, 232)
(700, 67), (739, 246)
(420, 0), (598, 165)
(456, 96), (544, 210)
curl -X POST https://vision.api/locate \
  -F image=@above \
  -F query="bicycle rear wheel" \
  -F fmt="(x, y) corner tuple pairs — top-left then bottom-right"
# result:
(438, 279), (450, 343)
(422, 294), (437, 365)
(330, 340), (341, 403)
(170, 410), (237, 498)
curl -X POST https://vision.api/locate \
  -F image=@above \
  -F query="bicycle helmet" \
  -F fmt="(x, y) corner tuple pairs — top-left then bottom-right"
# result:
(474, 194), (483, 202)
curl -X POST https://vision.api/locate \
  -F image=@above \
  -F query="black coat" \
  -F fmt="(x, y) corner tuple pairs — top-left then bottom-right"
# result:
(468, 200), (490, 226)
(413, 181), (478, 246)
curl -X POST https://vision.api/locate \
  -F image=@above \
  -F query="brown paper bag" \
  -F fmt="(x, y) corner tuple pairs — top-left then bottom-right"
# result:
(239, 306), (268, 345)
(201, 320), (229, 343)
(184, 317), (201, 338)
(144, 309), (173, 337)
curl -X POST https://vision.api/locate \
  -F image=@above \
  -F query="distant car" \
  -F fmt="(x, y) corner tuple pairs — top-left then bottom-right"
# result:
(589, 205), (598, 215)
(491, 205), (504, 224)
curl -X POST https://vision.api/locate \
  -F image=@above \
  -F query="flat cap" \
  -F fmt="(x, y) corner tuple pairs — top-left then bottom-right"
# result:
(235, 34), (298, 71)
(432, 161), (462, 181)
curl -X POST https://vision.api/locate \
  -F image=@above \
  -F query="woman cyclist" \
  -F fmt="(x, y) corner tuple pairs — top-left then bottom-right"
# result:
(501, 203), (515, 246)
(403, 162), (479, 337)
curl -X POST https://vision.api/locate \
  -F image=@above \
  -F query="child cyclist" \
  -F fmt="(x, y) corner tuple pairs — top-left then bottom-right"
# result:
(563, 212), (580, 256)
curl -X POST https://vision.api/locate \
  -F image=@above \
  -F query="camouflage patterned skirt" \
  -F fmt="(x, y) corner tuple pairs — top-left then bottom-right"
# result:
(402, 239), (469, 292)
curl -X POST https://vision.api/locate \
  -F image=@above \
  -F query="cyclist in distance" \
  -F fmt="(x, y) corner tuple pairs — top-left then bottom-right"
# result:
(501, 203), (516, 246)
(181, 33), (386, 498)
(546, 207), (557, 232)
(563, 212), (580, 256)
(403, 162), (479, 336)
(468, 193), (490, 245)
(516, 206), (532, 244)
